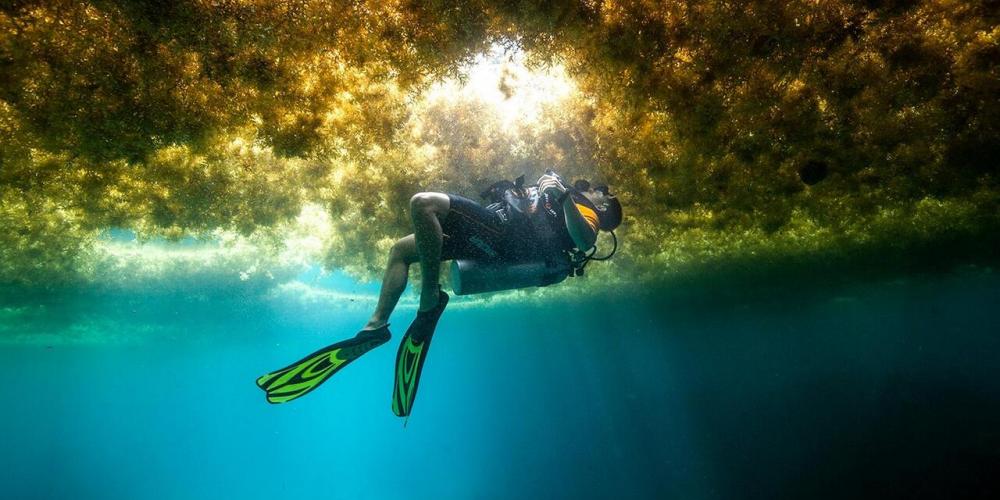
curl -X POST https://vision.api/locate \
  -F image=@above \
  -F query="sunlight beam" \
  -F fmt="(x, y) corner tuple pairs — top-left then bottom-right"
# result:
(427, 44), (577, 129)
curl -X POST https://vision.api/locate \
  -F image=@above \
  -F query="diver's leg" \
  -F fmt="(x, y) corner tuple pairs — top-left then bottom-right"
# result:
(409, 192), (450, 312)
(363, 235), (419, 330)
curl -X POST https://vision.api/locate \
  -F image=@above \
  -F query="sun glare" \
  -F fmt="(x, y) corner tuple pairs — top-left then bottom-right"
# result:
(427, 45), (576, 129)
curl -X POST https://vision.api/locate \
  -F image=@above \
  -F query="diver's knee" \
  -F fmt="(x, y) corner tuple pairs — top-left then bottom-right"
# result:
(410, 192), (441, 215)
(389, 236), (417, 264)
(410, 192), (450, 223)
(409, 193), (428, 212)
(389, 240), (406, 262)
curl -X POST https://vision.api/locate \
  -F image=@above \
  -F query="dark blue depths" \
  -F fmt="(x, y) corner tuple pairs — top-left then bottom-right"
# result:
(1, 271), (998, 500)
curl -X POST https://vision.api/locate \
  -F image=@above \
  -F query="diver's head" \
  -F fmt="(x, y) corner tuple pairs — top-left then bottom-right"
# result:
(574, 179), (623, 231)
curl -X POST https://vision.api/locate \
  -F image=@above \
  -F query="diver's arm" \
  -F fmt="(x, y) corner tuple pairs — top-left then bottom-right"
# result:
(559, 195), (598, 251)
(539, 173), (597, 251)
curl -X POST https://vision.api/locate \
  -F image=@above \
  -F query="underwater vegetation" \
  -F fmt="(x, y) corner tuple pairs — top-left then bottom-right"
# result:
(0, 0), (997, 297)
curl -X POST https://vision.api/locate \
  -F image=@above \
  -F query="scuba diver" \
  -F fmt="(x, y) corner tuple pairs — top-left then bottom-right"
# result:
(256, 170), (623, 418)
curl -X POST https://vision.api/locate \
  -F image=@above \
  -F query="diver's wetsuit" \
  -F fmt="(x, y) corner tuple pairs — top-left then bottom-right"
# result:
(439, 194), (520, 262)
(439, 189), (599, 263)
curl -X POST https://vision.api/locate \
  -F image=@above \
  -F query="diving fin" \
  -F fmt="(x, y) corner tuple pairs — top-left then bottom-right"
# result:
(257, 325), (390, 404)
(392, 289), (450, 418)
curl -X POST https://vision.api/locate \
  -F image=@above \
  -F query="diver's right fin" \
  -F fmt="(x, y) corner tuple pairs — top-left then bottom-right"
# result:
(392, 289), (450, 418)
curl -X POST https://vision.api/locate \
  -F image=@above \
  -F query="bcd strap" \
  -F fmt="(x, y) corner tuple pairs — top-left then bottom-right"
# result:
(479, 174), (527, 203)
(479, 180), (515, 204)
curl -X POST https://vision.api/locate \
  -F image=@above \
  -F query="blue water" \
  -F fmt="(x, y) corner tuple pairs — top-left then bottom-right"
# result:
(2, 269), (999, 499)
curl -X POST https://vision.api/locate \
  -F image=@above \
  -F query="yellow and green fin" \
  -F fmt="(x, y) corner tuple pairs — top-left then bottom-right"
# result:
(257, 326), (390, 404)
(392, 290), (449, 418)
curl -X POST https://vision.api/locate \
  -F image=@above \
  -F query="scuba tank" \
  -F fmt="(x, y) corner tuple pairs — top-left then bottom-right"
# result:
(450, 258), (572, 296)
(449, 230), (618, 296)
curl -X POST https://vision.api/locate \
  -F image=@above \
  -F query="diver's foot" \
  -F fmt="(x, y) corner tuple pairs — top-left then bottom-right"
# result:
(418, 285), (442, 313)
(361, 320), (388, 332)
(356, 324), (391, 341)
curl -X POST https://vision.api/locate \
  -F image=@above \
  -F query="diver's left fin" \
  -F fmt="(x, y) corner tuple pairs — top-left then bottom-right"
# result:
(257, 326), (390, 404)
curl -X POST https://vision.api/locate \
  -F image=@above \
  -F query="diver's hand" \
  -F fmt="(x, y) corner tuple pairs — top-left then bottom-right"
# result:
(538, 174), (566, 197)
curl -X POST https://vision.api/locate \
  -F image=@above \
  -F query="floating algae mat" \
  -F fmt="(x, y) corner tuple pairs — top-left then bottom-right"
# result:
(1, 1), (998, 498)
